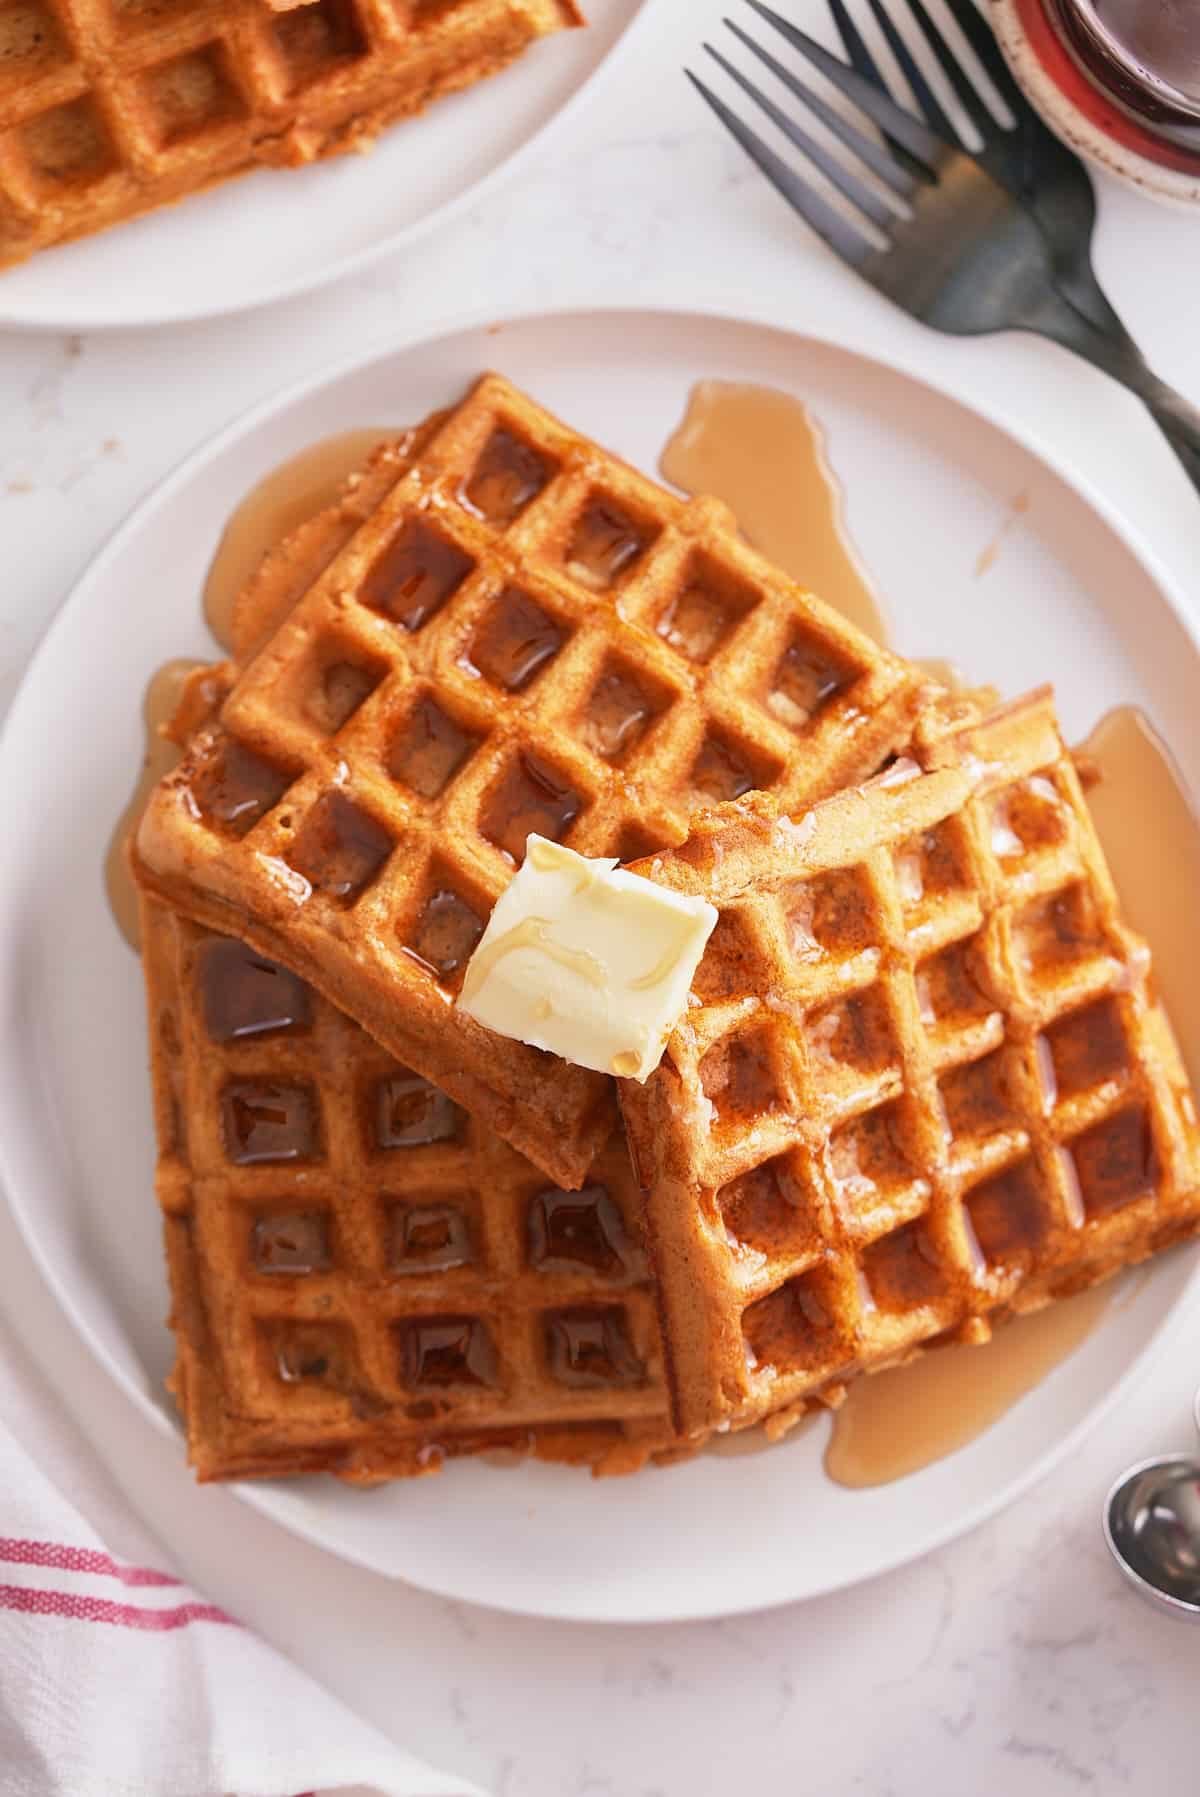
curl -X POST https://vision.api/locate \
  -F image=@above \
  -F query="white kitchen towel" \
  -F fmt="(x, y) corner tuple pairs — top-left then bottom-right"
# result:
(0, 1312), (485, 1797)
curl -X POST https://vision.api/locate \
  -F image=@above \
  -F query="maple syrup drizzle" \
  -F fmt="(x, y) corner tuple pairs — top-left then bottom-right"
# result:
(203, 428), (395, 652)
(375, 1073), (464, 1149)
(975, 491), (1031, 579)
(105, 658), (209, 952)
(1076, 706), (1200, 1090)
(660, 380), (889, 645)
(825, 1285), (1114, 1487)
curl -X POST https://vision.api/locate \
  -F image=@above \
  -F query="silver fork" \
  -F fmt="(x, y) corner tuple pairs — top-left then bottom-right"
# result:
(827, 0), (1131, 345)
(689, 2), (1200, 494)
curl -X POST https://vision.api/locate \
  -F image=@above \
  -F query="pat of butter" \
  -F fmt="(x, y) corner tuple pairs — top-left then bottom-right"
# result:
(457, 836), (717, 1081)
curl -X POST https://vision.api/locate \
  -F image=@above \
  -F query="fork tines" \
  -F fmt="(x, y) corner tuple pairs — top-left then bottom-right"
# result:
(687, 3), (941, 264)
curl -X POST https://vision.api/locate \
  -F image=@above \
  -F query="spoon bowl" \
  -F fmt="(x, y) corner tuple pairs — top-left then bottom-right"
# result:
(1104, 1453), (1200, 1617)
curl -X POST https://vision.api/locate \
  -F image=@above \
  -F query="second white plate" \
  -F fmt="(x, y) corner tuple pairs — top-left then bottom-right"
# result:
(0, 0), (649, 330)
(2, 303), (1198, 1622)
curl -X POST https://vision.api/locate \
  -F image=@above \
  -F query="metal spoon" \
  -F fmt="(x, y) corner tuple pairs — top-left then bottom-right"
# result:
(1104, 1387), (1200, 1617)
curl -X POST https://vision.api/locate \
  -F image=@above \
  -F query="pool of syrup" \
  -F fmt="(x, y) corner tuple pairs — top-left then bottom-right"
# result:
(105, 659), (208, 951)
(1076, 706), (1200, 1090)
(825, 1284), (1114, 1488)
(203, 428), (395, 652)
(661, 379), (889, 645)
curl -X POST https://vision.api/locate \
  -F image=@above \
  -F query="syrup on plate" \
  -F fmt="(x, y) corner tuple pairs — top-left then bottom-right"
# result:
(660, 378), (889, 645)
(105, 658), (210, 950)
(825, 1284), (1114, 1488)
(1075, 706), (1200, 1089)
(204, 428), (395, 652)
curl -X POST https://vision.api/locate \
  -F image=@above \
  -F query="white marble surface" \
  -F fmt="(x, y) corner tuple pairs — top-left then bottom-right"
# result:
(4, 1), (1200, 1790)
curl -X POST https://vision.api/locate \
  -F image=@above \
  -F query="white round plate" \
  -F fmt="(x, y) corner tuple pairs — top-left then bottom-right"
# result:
(0, 0), (649, 332)
(2, 304), (1199, 1624)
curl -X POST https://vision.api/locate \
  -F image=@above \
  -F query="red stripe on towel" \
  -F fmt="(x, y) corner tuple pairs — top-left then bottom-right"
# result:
(0, 1539), (179, 1586)
(0, 1583), (236, 1630)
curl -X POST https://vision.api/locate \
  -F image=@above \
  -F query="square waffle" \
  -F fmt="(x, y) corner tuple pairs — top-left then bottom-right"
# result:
(0, 0), (581, 269)
(618, 690), (1200, 1439)
(141, 893), (676, 1480)
(134, 372), (932, 1189)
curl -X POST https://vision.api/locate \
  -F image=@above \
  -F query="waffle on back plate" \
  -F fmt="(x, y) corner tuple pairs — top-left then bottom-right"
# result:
(0, 0), (581, 269)
(618, 691), (1200, 1438)
(134, 372), (932, 1189)
(141, 893), (676, 1481)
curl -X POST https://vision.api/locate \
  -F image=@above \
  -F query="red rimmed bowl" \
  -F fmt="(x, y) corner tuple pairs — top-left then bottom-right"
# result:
(994, 0), (1200, 204)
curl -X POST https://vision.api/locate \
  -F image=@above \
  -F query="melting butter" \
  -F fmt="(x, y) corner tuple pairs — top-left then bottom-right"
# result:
(630, 944), (686, 992)
(458, 834), (717, 1081)
(460, 916), (608, 1004)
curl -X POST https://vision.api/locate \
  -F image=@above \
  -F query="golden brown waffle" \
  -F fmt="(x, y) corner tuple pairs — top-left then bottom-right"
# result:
(141, 892), (676, 1481)
(618, 691), (1200, 1438)
(0, 0), (581, 270)
(134, 372), (932, 1189)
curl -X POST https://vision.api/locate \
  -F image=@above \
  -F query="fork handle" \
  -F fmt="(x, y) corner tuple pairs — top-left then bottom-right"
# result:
(1021, 291), (1200, 495)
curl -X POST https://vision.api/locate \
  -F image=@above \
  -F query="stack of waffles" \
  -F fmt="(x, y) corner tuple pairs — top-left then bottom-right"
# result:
(130, 372), (1200, 1482)
(0, 0), (581, 269)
